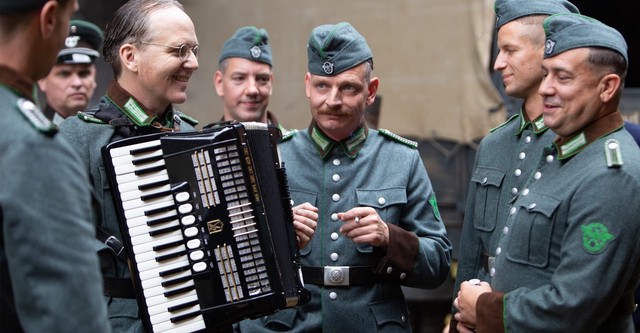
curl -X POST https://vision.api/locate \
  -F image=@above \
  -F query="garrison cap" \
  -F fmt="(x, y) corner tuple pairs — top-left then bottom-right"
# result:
(543, 13), (628, 64)
(307, 22), (372, 76)
(494, 0), (579, 30)
(219, 26), (272, 66)
(0, 0), (47, 14)
(57, 20), (103, 64)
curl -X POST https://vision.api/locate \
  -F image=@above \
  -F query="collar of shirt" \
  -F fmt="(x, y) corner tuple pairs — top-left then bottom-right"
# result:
(308, 120), (368, 159)
(515, 108), (549, 137)
(103, 80), (176, 131)
(553, 111), (624, 160)
(0, 65), (37, 102)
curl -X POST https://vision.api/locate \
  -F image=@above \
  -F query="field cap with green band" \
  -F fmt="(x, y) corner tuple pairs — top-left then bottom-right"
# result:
(219, 26), (272, 66)
(57, 20), (103, 64)
(494, 0), (579, 30)
(543, 13), (628, 64)
(307, 22), (372, 76)
(0, 0), (47, 14)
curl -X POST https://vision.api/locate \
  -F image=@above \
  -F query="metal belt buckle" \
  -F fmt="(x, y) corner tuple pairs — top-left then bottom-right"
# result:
(323, 266), (350, 286)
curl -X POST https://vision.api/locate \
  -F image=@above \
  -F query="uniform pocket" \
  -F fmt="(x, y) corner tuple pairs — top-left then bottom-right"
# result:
(369, 298), (411, 332)
(356, 187), (407, 253)
(470, 166), (506, 232)
(506, 192), (561, 268)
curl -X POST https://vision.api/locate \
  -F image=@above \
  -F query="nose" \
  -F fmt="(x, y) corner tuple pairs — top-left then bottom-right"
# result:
(493, 51), (506, 71)
(184, 54), (199, 70)
(325, 87), (342, 108)
(538, 75), (553, 97)
(70, 73), (83, 87)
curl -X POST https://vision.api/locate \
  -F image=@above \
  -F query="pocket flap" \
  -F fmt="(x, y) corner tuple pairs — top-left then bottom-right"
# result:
(470, 166), (505, 188)
(356, 187), (406, 208)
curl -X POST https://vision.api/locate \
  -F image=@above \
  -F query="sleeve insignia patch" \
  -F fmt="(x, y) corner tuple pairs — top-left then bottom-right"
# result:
(428, 193), (441, 221)
(581, 222), (615, 254)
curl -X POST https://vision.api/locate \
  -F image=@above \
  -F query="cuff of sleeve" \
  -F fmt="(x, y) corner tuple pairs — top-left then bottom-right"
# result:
(373, 224), (418, 279)
(476, 291), (505, 333)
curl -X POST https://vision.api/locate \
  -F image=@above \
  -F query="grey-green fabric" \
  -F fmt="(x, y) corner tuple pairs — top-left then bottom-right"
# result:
(237, 129), (451, 332)
(219, 26), (272, 66)
(57, 19), (103, 64)
(543, 13), (628, 63)
(0, 0), (46, 14)
(0, 86), (110, 332)
(307, 22), (372, 76)
(494, 0), (579, 29)
(491, 124), (640, 331)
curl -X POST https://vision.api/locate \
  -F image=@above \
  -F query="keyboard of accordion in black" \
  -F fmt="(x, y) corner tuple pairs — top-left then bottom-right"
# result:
(103, 122), (310, 333)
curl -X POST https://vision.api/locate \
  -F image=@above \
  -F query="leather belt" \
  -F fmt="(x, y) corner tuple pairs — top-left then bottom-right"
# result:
(301, 266), (381, 287)
(103, 276), (136, 299)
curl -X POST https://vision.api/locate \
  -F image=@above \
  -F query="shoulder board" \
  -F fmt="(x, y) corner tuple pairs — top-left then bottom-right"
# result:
(489, 113), (519, 133)
(604, 138), (623, 168)
(280, 129), (299, 142)
(378, 129), (417, 149)
(76, 111), (106, 124)
(16, 98), (57, 135)
(175, 111), (199, 126)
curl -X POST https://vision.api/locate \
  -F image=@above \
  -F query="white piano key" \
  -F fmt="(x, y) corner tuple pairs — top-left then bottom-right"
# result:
(135, 244), (186, 264)
(146, 290), (198, 316)
(130, 229), (183, 247)
(138, 259), (189, 281)
(120, 184), (171, 202)
(145, 283), (194, 307)
(126, 210), (177, 229)
(138, 252), (189, 272)
(149, 302), (201, 325)
(111, 148), (163, 167)
(140, 268), (191, 290)
(114, 158), (166, 176)
(122, 193), (173, 211)
(142, 278), (194, 299)
(132, 233), (184, 255)
(124, 199), (176, 219)
(109, 139), (161, 158)
(153, 314), (206, 333)
(116, 171), (168, 190)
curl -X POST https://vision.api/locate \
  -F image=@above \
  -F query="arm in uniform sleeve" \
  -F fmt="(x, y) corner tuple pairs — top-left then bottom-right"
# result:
(475, 291), (505, 333)
(372, 148), (452, 288)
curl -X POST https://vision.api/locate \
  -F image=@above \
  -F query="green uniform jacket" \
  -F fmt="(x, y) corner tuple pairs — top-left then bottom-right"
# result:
(0, 68), (110, 332)
(58, 82), (197, 333)
(238, 127), (452, 332)
(476, 112), (640, 332)
(453, 112), (553, 295)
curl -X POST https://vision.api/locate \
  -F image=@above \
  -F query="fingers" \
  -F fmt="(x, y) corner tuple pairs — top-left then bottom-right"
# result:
(292, 202), (318, 249)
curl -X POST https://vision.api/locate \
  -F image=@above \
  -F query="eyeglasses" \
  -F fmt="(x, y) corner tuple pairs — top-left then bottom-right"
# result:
(140, 41), (199, 62)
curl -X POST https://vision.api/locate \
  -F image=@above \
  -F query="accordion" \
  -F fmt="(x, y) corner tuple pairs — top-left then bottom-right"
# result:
(102, 122), (310, 332)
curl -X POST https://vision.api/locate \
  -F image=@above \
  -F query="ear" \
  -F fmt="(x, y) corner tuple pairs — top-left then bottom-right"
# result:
(366, 77), (379, 106)
(213, 70), (224, 96)
(599, 73), (621, 103)
(37, 78), (47, 92)
(304, 72), (312, 98)
(119, 44), (138, 73)
(39, 1), (59, 39)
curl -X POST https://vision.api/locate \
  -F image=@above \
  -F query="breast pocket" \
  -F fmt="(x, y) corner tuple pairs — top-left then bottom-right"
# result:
(470, 166), (506, 232)
(506, 192), (561, 268)
(355, 187), (407, 253)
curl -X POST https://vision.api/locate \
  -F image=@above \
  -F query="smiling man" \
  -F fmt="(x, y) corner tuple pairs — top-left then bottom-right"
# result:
(38, 19), (102, 125)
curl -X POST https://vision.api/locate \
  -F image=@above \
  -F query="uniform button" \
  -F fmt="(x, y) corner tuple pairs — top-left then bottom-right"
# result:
(514, 169), (522, 177)
(401, 315), (406, 323)
(331, 232), (339, 241)
(378, 197), (386, 205)
(290, 199), (295, 206)
(511, 187), (518, 195)
(519, 152), (526, 160)
(482, 177), (488, 184)
(331, 213), (339, 221)
(496, 247), (502, 255)
(490, 267), (496, 276)
(546, 155), (555, 163)
(332, 174), (341, 182)
(534, 171), (542, 180)
(525, 136), (532, 143)
(522, 189), (529, 196)
(332, 194), (340, 202)
(333, 159), (341, 166)
(330, 253), (339, 261)
(386, 267), (393, 274)
(329, 292), (338, 300)
(400, 273), (407, 279)
(528, 203), (537, 210)
(510, 207), (517, 215)
(503, 226), (509, 235)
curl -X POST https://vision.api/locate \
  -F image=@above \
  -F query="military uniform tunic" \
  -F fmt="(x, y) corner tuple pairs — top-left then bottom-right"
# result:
(455, 111), (554, 288)
(238, 124), (452, 332)
(0, 66), (110, 332)
(476, 112), (640, 332)
(58, 81), (197, 332)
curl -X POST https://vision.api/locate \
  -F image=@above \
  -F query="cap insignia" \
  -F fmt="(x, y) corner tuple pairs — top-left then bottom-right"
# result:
(250, 45), (261, 59)
(65, 36), (80, 48)
(322, 61), (334, 75)
(545, 39), (555, 55)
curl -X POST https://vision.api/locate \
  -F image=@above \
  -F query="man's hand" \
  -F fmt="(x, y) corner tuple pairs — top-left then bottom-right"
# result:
(453, 279), (492, 331)
(338, 207), (389, 250)
(292, 202), (318, 248)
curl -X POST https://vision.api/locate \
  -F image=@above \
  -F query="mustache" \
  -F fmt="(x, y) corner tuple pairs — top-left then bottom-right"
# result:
(317, 108), (350, 117)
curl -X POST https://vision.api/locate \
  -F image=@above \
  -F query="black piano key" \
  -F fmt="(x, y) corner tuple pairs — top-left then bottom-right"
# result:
(147, 214), (176, 227)
(159, 264), (190, 277)
(170, 309), (202, 323)
(153, 239), (183, 252)
(140, 189), (172, 201)
(135, 164), (166, 176)
(130, 144), (161, 156)
(145, 204), (175, 216)
(164, 284), (195, 298)
(162, 274), (193, 288)
(155, 250), (187, 262)
(168, 299), (199, 313)
(149, 224), (181, 237)
(138, 179), (170, 191)
(132, 154), (163, 166)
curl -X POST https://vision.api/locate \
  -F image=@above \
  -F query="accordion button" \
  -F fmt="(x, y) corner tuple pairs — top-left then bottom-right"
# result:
(190, 250), (204, 261)
(179, 203), (193, 214)
(187, 239), (201, 249)
(193, 262), (207, 272)
(181, 215), (196, 226)
(175, 192), (190, 202)
(184, 227), (198, 238)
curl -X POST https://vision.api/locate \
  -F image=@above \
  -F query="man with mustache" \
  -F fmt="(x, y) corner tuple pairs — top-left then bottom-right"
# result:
(38, 19), (102, 125)
(236, 22), (452, 332)
(58, 0), (200, 331)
